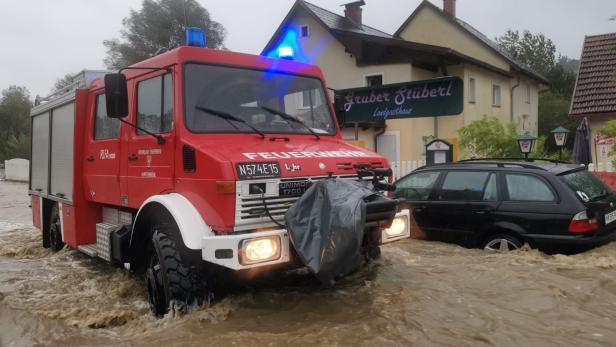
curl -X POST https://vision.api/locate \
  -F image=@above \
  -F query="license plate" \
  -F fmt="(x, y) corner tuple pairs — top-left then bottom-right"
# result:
(605, 210), (616, 225)
(236, 162), (281, 180)
(279, 180), (312, 197)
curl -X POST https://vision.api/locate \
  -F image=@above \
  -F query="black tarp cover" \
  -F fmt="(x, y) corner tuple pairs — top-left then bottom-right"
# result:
(284, 179), (377, 285)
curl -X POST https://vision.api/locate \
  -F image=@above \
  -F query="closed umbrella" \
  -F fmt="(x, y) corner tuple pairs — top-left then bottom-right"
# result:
(572, 117), (591, 165)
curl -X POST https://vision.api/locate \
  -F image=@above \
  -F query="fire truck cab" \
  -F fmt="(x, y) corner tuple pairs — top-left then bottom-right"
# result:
(29, 35), (410, 315)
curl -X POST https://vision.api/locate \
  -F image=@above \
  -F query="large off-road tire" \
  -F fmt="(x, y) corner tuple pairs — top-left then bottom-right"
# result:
(146, 225), (211, 317)
(49, 204), (65, 252)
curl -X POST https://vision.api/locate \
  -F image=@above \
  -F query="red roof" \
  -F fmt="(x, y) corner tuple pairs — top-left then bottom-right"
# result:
(570, 33), (616, 116)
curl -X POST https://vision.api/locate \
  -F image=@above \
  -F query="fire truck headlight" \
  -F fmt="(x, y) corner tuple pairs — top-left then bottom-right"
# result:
(240, 236), (281, 265)
(384, 216), (409, 239)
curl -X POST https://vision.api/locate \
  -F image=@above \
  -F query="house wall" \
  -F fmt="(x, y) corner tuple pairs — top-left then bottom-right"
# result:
(588, 117), (614, 166)
(278, 8), (540, 162)
(397, 5), (510, 72)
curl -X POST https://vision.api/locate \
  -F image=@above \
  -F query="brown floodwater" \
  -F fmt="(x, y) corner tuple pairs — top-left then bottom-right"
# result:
(1, 180), (616, 347)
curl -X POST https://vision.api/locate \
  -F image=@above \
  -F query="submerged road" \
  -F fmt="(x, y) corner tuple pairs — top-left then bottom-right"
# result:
(1, 180), (615, 346)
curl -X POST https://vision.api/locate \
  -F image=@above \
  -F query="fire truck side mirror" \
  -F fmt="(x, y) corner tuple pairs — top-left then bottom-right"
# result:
(104, 73), (129, 118)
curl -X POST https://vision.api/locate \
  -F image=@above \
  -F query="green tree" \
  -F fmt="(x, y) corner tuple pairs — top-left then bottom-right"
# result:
(458, 116), (569, 161)
(0, 86), (32, 162)
(495, 29), (556, 77)
(51, 73), (77, 94)
(458, 116), (520, 158)
(538, 91), (578, 153)
(103, 0), (226, 69)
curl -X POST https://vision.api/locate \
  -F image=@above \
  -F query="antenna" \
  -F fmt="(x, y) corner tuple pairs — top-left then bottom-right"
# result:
(182, 0), (188, 30)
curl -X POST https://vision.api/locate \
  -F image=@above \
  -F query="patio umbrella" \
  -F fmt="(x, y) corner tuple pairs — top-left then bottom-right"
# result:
(572, 117), (591, 165)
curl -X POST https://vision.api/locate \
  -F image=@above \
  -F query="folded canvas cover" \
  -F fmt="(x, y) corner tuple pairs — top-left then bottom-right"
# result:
(285, 179), (377, 285)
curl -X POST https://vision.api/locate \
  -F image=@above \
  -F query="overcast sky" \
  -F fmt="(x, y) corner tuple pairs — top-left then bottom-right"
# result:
(1, 0), (614, 98)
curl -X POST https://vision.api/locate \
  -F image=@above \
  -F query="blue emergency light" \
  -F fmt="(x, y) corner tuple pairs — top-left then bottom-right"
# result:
(277, 46), (294, 60)
(186, 27), (206, 48)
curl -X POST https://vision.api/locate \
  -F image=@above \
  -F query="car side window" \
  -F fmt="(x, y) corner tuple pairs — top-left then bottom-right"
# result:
(506, 174), (555, 201)
(394, 171), (440, 201)
(94, 94), (120, 140)
(483, 173), (498, 201)
(137, 73), (173, 135)
(439, 171), (490, 201)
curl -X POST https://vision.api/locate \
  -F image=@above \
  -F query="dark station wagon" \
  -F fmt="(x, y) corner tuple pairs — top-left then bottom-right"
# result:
(393, 159), (616, 252)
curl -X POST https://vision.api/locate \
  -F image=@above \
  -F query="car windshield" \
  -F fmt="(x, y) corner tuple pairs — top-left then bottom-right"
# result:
(184, 63), (336, 135)
(560, 170), (610, 202)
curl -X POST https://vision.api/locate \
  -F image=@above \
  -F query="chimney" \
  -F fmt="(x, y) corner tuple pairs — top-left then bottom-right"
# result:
(343, 0), (365, 26)
(443, 0), (456, 17)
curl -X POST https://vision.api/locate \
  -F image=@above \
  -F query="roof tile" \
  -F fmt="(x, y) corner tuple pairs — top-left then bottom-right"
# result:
(570, 33), (616, 116)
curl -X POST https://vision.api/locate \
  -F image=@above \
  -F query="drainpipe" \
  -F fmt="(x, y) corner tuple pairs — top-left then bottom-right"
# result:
(374, 123), (387, 152)
(510, 77), (520, 123)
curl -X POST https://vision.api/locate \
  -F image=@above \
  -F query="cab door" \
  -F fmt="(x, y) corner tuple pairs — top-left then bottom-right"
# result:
(83, 92), (123, 205)
(123, 72), (175, 208)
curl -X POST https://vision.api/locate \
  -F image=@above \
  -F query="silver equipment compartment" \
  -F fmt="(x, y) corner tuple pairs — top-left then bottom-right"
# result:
(30, 112), (50, 194)
(50, 102), (75, 199)
(29, 70), (109, 203)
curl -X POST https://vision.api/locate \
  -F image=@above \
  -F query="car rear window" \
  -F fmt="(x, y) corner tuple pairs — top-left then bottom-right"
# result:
(506, 174), (555, 201)
(560, 170), (610, 202)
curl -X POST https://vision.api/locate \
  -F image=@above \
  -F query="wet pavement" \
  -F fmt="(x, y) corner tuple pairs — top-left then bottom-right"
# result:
(1, 180), (616, 347)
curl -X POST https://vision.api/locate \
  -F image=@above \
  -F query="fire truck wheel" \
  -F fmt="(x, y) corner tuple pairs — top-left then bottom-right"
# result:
(49, 204), (65, 252)
(146, 226), (207, 317)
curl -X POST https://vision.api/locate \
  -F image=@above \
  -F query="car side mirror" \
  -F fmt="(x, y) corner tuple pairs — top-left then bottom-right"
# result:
(104, 73), (128, 118)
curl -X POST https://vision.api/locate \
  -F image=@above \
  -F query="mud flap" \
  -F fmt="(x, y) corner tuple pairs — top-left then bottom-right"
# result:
(284, 179), (382, 286)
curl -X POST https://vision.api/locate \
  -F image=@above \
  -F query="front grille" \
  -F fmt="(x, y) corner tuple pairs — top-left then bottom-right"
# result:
(234, 174), (367, 230)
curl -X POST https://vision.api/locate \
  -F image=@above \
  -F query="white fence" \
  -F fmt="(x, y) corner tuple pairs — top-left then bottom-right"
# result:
(391, 160), (427, 180)
(587, 162), (614, 172)
(4, 158), (29, 182)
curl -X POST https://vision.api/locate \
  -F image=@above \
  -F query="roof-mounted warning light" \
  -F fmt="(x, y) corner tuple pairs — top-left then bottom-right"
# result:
(277, 46), (294, 60)
(185, 27), (206, 48)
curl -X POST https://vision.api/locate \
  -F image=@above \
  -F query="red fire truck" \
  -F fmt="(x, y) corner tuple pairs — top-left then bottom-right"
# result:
(29, 30), (410, 315)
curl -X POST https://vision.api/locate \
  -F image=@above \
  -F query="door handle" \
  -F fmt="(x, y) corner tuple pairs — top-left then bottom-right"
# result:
(128, 154), (138, 161)
(472, 208), (494, 214)
(87, 155), (95, 162)
(413, 206), (426, 213)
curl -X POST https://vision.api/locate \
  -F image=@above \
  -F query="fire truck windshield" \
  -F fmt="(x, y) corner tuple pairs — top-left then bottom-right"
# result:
(184, 63), (337, 136)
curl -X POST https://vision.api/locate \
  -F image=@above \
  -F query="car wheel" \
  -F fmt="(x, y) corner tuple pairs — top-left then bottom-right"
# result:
(483, 234), (523, 252)
(49, 204), (65, 252)
(146, 224), (212, 317)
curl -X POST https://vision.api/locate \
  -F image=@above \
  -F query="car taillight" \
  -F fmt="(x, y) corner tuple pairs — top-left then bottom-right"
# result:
(568, 211), (599, 233)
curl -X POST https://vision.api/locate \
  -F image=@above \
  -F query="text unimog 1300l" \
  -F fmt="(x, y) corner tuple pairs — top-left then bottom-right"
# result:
(29, 33), (410, 315)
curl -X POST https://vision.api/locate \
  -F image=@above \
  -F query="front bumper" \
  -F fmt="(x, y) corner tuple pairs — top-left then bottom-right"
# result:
(202, 210), (411, 270)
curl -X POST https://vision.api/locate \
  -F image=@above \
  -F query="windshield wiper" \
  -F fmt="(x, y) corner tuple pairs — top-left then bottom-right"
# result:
(195, 105), (265, 139)
(260, 106), (320, 140)
(589, 190), (610, 202)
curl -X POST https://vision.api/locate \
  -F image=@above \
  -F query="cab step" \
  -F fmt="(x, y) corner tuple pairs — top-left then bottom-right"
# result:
(78, 244), (98, 257)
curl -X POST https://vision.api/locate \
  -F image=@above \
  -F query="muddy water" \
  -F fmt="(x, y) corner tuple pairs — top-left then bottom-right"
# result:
(1, 181), (616, 347)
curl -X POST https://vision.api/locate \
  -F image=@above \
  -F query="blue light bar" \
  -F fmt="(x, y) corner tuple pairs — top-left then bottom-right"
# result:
(277, 46), (294, 60)
(185, 27), (206, 48)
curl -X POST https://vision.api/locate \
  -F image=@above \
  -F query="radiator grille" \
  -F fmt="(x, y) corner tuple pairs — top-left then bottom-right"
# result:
(234, 174), (369, 230)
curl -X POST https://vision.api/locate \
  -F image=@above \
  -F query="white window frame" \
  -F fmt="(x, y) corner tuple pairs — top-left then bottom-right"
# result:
(492, 83), (501, 107)
(300, 25), (310, 38)
(468, 77), (476, 104)
(364, 73), (384, 87)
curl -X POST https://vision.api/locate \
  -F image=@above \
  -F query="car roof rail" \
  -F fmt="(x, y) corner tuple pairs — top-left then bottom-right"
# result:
(458, 157), (569, 164)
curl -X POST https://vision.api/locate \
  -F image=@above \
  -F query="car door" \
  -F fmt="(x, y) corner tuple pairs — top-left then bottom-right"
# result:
(124, 72), (175, 208)
(393, 170), (442, 235)
(83, 92), (123, 205)
(431, 170), (500, 237)
(497, 172), (566, 238)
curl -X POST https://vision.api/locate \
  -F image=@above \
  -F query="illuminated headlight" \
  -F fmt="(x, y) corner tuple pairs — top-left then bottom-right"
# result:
(381, 210), (410, 243)
(239, 236), (281, 265)
(385, 216), (408, 238)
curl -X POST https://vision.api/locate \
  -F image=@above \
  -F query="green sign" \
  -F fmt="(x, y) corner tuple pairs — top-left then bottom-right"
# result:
(336, 76), (463, 123)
